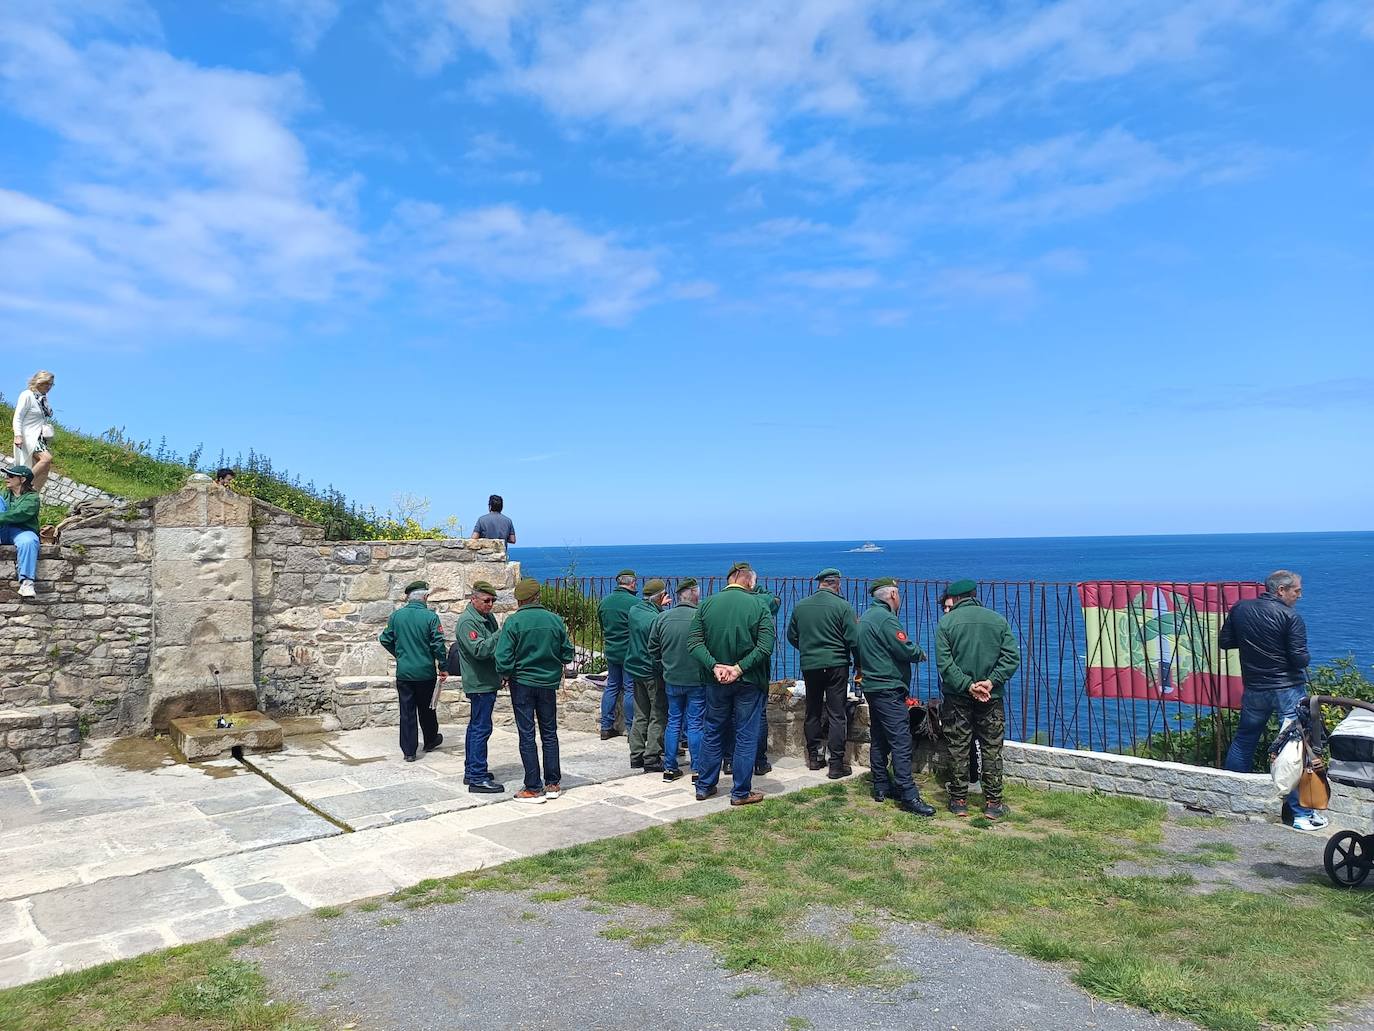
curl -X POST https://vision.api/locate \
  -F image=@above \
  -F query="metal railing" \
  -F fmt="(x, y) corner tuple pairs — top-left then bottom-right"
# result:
(542, 575), (1260, 767)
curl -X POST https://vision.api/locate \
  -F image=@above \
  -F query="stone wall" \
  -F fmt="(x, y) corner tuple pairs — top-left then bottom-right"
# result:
(0, 704), (81, 774)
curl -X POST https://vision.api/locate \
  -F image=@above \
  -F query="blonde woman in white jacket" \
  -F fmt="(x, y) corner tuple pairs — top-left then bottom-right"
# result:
(12, 370), (55, 491)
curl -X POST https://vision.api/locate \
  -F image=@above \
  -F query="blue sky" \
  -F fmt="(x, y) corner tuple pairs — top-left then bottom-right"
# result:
(1, 0), (1371, 547)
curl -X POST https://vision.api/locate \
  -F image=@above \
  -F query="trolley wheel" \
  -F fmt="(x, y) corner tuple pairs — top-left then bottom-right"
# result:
(1323, 830), (1372, 888)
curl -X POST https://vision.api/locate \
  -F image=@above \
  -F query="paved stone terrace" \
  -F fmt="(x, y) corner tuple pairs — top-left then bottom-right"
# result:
(0, 724), (836, 989)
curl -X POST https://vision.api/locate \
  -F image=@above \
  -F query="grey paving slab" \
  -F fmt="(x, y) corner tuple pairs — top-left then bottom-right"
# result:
(470, 798), (666, 854)
(28, 867), (225, 941)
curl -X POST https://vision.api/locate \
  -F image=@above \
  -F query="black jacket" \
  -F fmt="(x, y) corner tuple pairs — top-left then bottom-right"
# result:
(1218, 593), (1309, 691)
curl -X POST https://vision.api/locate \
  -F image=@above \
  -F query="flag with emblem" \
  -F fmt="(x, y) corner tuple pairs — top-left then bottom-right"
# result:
(1077, 581), (1262, 708)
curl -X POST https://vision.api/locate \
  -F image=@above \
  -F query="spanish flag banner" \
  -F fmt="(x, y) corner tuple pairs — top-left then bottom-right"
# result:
(1077, 582), (1262, 708)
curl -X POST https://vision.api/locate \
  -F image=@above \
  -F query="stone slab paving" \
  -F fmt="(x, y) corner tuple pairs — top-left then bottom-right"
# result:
(0, 725), (836, 989)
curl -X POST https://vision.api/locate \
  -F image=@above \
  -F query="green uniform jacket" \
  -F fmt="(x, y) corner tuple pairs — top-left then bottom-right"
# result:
(0, 490), (40, 534)
(649, 603), (710, 687)
(378, 601), (447, 682)
(754, 584), (781, 617)
(786, 588), (860, 672)
(688, 584), (776, 688)
(856, 601), (925, 694)
(936, 599), (1021, 700)
(625, 599), (663, 680)
(496, 603), (575, 689)
(454, 605), (500, 694)
(597, 586), (639, 665)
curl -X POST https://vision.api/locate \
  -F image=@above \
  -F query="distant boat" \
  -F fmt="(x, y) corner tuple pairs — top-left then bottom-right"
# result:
(849, 542), (883, 553)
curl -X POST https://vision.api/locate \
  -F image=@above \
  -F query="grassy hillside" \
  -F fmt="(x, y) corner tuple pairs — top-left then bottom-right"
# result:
(1, 395), (447, 540)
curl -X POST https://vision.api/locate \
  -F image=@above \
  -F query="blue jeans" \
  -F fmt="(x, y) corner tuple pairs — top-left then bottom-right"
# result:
(511, 682), (561, 792)
(665, 684), (706, 774)
(1224, 686), (1312, 819)
(601, 664), (635, 732)
(0, 512), (39, 582)
(464, 691), (497, 783)
(722, 694), (769, 766)
(698, 684), (765, 800)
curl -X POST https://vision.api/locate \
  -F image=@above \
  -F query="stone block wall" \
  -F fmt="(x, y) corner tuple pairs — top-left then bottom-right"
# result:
(0, 704), (81, 774)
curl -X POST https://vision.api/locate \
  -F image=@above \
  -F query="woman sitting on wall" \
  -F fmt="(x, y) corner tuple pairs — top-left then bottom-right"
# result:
(0, 464), (40, 599)
(12, 370), (56, 491)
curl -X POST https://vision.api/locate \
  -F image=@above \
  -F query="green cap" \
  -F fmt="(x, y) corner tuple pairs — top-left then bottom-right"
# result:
(403, 580), (429, 594)
(470, 580), (497, 597)
(617, 568), (636, 578)
(947, 578), (977, 598)
(4, 465), (32, 479)
(869, 577), (896, 596)
(514, 578), (541, 602)
(644, 578), (666, 597)
(816, 568), (841, 580)
(727, 561), (752, 578)
(676, 577), (698, 592)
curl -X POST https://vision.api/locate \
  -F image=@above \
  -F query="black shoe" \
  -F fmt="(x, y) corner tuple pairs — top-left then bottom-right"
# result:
(403, 754), (418, 763)
(423, 734), (444, 752)
(663, 769), (684, 782)
(642, 760), (665, 773)
(630, 757), (644, 769)
(949, 798), (969, 817)
(754, 761), (772, 776)
(695, 786), (718, 801)
(871, 790), (889, 803)
(899, 797), (936, 818)
(806, 754), (826, 771)
(468, 780), (504, 794)
(601, 728), (621, 740)
(827, 765), (852, 780)
(723, 760), (733, 775)
(983, 801), (1009, 821)
(691, 772), (700, 782)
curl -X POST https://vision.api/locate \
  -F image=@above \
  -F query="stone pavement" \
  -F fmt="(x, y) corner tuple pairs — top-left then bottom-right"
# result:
(0, 724), (835, 989)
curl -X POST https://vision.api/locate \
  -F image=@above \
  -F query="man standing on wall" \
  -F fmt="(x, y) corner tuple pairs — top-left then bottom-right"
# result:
(596, 570), (638, 740)
(787, 567), (860, 777)
(857, 577), (936, 816)
(496, 578), (575, 804)
(378, 580), (448, 763)
(454, 580), (504, 795)
(936, 579), (1020, 820)
(625, 578), (670, 772)
(650, 578), (710, 782)
(1220, 570), (1326, 832)
(471, 494), (516, 544)
(690, 562), (776, 807)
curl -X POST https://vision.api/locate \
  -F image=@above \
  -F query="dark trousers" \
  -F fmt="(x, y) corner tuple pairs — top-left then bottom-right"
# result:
(396, 678), (441, 759)
(867, 690), (917, 803)
(629, 673), (668, 763)
(803, 666), (849, 768)
(511, 682), (561, 791)
(464, 691), (497, 782)
(699, 684), (765, 800)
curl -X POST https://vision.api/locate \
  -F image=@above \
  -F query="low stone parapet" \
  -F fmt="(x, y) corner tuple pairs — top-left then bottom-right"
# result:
(0, 704), (81, 775)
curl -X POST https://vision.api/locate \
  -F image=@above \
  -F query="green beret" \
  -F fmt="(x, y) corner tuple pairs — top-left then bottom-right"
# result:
(514, 578), (541, 602)
(947, 578), (977, 598)
(816, 568), (841, 580)
(676, 577), (698, 592)
(727, 561), (752, 577)
(644, 578), (666, 597)
(470, 580), (497, 597)
(869, 577), (897, 596)
(403, 580), (429, 594)
(5, 464), (33, 480)
(617, 568), (636, 578)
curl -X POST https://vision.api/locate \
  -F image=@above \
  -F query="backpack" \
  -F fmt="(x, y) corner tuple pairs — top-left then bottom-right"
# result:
(446, 641), (463, 676)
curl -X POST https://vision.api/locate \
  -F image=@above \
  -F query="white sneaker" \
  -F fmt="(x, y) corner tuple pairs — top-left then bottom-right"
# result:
(1292, 815), (1325, 832)
(1308, 812), (1329, 829)
(17, 580), (35, 598)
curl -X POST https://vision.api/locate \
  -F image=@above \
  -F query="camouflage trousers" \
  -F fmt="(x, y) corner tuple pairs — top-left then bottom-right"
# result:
(942, 693), (1005, 802)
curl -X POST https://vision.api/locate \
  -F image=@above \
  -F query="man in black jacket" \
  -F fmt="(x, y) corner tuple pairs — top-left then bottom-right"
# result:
(1219, 570), (1325, 831)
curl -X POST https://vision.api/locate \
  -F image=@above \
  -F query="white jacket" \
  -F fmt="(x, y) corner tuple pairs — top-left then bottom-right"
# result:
(12, 389), (51, 465)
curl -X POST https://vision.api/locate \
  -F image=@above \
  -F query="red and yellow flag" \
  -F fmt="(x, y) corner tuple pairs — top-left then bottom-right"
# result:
(1077, 581), (1262, 708)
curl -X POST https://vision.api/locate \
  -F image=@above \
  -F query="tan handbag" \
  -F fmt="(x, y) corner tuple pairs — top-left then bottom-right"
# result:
(1298, 738), (1331, 810)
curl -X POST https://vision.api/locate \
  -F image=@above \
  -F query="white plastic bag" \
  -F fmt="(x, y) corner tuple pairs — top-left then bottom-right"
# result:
(1270, 730), (1303, 796)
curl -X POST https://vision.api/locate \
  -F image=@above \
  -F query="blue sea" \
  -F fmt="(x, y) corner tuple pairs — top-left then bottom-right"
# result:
(515, 531), (1373, 673)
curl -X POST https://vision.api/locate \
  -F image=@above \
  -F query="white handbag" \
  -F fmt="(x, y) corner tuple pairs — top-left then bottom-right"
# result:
(1270, 727), (1303, 795)
(40, 423), (54, 440)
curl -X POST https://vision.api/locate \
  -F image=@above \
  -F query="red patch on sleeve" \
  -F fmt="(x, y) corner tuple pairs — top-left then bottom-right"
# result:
(469, 630), (479, 640)
(895, 630), (908, 642)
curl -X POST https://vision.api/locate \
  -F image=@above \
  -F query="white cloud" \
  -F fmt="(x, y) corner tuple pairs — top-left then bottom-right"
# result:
(229, 0), (342, 51)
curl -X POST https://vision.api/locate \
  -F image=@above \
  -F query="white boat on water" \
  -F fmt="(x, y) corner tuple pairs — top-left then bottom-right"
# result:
(849, 542), (883, 553)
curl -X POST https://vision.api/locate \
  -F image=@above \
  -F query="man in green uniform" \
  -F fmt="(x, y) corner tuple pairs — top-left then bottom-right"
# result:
(596, 569), (638, 739)
(787, 567), (860, 777)
(625, 578), (670, 772)
(649, 577), (710, 782)
(857, 578), (936, 816)
(378, 580), (448, 762)
(496, 578), (575, 804)
(936, 579), (1021, 819)
(0, 464), (41, 598)
(689, 562), (775, 806)
(454, 580), (503, 794)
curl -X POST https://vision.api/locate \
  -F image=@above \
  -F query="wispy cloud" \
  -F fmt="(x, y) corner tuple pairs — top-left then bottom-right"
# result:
(228, 0), (342, 51)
